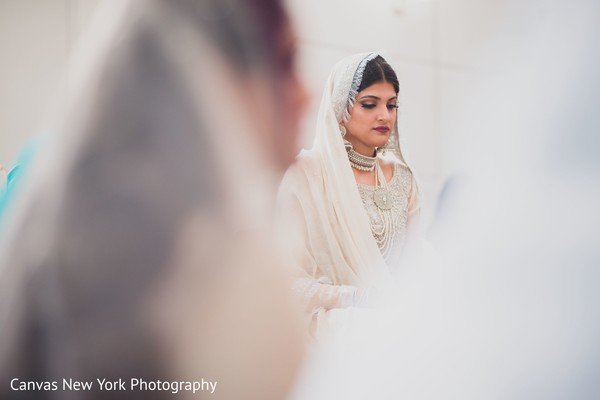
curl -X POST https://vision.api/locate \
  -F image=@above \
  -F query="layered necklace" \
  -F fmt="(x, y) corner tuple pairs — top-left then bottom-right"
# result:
(373, 163), (393, 211)
(347, 148), (393, 211)
(349, 149), (403, 260)
(347, 148), (377, 172)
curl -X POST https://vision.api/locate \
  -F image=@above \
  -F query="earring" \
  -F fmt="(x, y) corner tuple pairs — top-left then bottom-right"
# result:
(344, 139), (353, 152)
(340, 125), (352, 151)
(377, 137), (394, 155)
(340, 125), (347, 137)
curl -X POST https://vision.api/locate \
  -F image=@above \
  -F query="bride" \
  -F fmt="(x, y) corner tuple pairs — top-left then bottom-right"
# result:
(277, 52), (420, 333)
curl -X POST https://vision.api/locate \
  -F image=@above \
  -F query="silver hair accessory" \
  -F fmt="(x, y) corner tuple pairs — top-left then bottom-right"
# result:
(342, 53), (379, 122)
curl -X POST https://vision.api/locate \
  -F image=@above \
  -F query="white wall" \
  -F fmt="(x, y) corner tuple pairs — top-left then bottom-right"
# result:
(0, 0), (102, 167)
(0, 0), (538, 226)
(285, 0), (537, 226)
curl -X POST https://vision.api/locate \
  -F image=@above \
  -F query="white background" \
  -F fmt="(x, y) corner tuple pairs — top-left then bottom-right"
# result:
(0, 0), (552, 225)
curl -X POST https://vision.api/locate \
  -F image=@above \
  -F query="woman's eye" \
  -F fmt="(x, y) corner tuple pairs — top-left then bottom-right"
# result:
(361, 103), (376, 109)
(387, 104), (399, 110)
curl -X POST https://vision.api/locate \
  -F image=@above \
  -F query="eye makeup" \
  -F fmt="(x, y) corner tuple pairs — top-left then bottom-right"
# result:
(359, 102), (398, 110)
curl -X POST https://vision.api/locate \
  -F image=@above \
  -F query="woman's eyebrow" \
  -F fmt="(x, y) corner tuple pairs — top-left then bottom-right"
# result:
(357, 95), (397, 101)
(358, 95), (380, 100)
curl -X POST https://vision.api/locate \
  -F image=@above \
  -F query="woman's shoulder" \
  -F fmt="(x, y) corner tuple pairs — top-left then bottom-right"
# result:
(279, 149), (320, 189)
(285, 149), (322, 177)
(296, 148), (319, 165)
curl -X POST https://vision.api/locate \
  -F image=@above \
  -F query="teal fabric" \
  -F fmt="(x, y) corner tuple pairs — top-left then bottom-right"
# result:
(0, 136), (45, 225)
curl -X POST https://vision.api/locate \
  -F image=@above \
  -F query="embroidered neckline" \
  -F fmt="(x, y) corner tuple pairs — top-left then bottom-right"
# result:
(356, 163), (399, 189)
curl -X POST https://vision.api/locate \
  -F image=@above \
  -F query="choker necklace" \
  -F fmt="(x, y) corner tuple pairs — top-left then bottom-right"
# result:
(347, 148), (377, 171)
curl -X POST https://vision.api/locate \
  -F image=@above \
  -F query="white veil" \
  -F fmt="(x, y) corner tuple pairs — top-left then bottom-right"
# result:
(278, 51), (412, 290)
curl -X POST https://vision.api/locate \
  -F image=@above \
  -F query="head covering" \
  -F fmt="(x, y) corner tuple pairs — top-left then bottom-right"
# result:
(318, 51), (405, 158)
(278, 51), (407, 288)
(0, 1), (304, 398)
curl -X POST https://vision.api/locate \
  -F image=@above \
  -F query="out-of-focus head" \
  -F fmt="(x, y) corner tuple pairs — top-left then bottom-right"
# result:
(0, 0), (306, 398)
(168, 0), (308, 170)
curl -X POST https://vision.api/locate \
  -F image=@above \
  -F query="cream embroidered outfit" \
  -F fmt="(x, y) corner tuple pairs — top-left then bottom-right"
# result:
(277, 52), (419, 327)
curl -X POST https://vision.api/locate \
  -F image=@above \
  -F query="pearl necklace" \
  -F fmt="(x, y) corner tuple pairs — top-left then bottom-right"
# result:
(373, 162), (393, 210)
(347, 148), (377, 171)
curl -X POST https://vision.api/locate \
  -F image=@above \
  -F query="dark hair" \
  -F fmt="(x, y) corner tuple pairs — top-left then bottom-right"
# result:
(358, 55), (399, 94)
(172, 0), (289, 71)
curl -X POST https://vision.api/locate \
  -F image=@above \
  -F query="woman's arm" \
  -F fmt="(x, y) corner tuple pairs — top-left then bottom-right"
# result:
(276, 170), (368, 314)
(293, 276), (368, 313)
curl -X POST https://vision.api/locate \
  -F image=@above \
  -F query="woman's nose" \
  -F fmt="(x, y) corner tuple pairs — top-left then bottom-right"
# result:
(377, 106), (391, 121)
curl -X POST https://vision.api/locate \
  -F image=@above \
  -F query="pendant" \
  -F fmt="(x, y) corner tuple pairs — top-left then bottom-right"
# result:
(373, 187), (393, 210)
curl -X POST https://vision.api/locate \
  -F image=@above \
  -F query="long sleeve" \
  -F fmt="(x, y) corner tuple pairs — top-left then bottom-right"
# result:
(292, 276), (366, 312)
(276, 172), (366, 315)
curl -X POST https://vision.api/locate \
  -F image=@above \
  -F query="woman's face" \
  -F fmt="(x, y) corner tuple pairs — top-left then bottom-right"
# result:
(343, 81), (398, 156)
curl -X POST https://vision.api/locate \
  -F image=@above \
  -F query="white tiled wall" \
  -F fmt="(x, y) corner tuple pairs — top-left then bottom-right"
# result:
(0, 0), (534, 228)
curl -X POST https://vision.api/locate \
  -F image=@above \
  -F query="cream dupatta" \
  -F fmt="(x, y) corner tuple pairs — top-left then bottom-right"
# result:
(278, 52), (417, 321)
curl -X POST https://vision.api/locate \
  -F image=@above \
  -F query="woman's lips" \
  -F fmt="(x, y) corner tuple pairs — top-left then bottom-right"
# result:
(374, 126), (390, 133)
